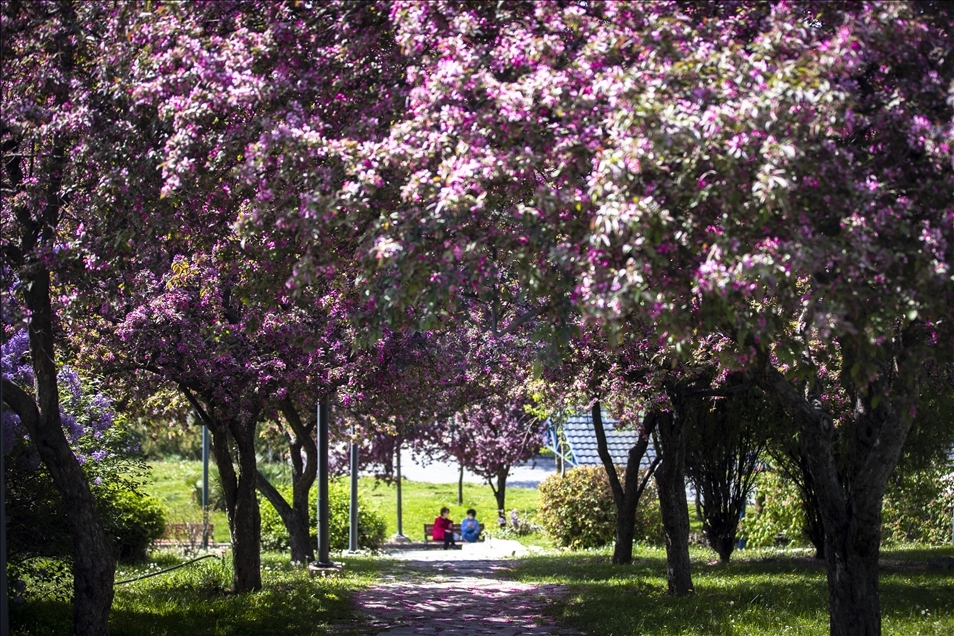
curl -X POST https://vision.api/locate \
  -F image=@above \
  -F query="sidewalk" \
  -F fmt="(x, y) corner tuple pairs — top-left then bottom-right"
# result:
(382, 538), (543, 560)
(328, 542), (580, 636)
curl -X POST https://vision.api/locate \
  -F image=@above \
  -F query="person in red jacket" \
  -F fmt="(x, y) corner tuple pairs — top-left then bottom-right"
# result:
(433, 507), (456, 549)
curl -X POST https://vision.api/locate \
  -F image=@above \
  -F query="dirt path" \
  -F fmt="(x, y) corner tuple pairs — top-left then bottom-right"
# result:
(328, 543), (580, 635)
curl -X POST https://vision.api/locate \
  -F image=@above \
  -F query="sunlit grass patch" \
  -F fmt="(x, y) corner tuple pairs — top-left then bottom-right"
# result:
(10, 552), (384, 636)
(510, 545), (954, 635)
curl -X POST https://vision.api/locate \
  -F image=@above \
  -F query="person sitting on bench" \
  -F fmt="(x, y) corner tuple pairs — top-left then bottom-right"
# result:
(460, 508), (481, 543)
(433, 507), (456, 549)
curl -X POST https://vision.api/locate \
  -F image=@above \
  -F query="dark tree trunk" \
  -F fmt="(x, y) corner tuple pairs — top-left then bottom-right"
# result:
(1, 6), (116, 631)
(654, 394), (694, 596)
(592, 404), (660, 565)
(760, 342), (916, 636)
(489, 466), (508, 515)
(458, 464), (464, 505)
(231, 428), (262, 593)
(257, 474), (313, 564)
(2, 285), (117, 635)
(203, 415), (262, 592)
(255, 400), (317, 564)
(2, 381), (116, 636)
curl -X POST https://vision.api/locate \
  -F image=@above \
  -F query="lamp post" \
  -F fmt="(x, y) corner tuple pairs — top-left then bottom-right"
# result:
(1, 382), (9, 636)
(348, 425), (359, 552)
(201, 424), (210, 549)
(315, 395), (333, 566)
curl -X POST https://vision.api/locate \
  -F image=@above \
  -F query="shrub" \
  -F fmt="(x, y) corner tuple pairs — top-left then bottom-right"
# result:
(189, 465), (227, 511)
(881, 461), (954, 545)
(741, 468), (807, 548)
(538, 465), (663, 550)
(4, 446), (165, 565)
(490, 508), (543, 539)
(96, 485), (167, 562)
(746, 462), (954, 548)
(259, 479), (387, 553)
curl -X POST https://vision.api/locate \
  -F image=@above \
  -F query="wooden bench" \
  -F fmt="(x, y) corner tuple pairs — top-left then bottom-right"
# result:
(423, 522), (485, 547)
(162, 523), (214, 546)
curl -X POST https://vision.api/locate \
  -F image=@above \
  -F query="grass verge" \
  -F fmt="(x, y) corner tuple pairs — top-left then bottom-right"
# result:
(510, 544), (954, 635)
(11, 551), (385, 636)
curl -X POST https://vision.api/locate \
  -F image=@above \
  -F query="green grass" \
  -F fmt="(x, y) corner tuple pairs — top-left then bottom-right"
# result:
(139, 459), (231, 542)
(13, 459), (952, 635)
(138, 459), (546, 546)
(359, 475), (545, 544)
(10, 551), (384, 636)
(510, 544), (954, 635)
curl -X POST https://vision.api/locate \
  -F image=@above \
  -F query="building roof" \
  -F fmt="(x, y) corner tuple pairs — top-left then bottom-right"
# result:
(547, 411), (656, 469)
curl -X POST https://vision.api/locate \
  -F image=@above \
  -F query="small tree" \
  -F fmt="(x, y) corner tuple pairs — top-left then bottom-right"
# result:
(684, 381), (774, 563)
(444, 395), (546, 514)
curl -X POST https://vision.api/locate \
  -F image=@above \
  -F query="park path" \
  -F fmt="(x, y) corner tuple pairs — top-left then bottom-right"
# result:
(327, 542), (581, 636)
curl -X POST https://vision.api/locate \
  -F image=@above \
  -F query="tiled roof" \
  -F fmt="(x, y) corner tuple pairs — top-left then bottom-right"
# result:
(547, 411), (657, 468)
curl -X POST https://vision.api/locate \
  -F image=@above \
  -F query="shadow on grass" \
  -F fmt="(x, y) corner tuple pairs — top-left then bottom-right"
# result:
(10, 554), (385, 636)
(510, 547), (954, 636)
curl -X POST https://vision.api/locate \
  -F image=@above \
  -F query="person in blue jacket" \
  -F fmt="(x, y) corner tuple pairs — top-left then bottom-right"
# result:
(460, 508), (481, 543)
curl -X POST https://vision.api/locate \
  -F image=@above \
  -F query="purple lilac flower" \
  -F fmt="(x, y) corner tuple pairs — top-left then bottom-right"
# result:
(1, 330), (33, 385)
(58, 366), (83, 406)
(61, 412), (84, 443)
(90, 394), (115, 432)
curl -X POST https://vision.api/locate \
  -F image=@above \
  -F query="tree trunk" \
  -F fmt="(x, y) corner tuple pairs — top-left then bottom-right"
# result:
(2, 379), (116, 636)
(458, 464), (464, 505)
(256, 473), (313, 563)
(1, 6), (116, 629)
(489, 466), (508, 515)
(3, 217), (116, 635)
(654, 400), (693, 596)
(230, 423), (262, 592)
(592, 404), (660, 565)
(205, 418), (262, 592)
(255, 399), (317, 564)
(760, 350), (915, 636)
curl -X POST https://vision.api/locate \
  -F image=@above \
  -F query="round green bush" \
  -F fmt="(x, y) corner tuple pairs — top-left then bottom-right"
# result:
(538, 465), (663, 550)
(259, 479), (387, 553)
(95, 485), (167, 562)
(740, 468), (807, 548)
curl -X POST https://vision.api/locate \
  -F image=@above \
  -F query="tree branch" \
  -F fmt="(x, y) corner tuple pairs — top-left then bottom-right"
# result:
(592, 400), (625, 508)
(1, 377), (39, 429)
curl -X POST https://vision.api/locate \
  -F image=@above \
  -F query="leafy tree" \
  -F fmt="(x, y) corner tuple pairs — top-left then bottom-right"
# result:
(116, 1), (954, 632)
(1, 2), (167, 631)
(684, 379), (776, 563)
(440, 394), (546, 515)
(269, 4), (952, 630)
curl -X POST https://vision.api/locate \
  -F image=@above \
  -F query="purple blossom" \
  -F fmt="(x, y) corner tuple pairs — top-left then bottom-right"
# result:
(1, 330), (33, 385)
(61, 413), (84, 443)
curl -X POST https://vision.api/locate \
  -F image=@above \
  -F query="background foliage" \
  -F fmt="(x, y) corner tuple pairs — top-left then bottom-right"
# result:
(539, 466), (663, 550)
(258, 479), (387, 554)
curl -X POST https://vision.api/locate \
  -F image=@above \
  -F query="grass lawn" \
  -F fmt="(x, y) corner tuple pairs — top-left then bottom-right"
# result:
(139, 458), (546, 547)
(13, 459), (952, 635)
(510, 544), (954, 635)
(11, 551), (383, 636)
(359, 474), (543, 543)
(139, 458), (231, 543)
